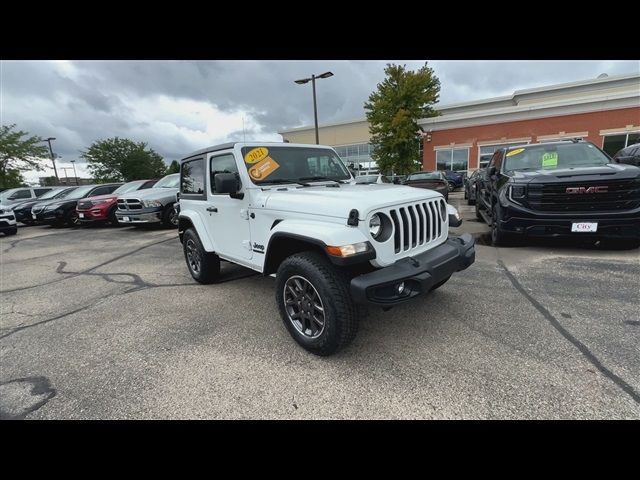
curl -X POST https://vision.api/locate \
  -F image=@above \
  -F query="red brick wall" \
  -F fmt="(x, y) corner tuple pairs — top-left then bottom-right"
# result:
(422, 107), (640, 170)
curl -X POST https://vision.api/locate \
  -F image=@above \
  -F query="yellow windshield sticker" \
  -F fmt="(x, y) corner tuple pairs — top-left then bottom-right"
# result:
(542, 152), (558, 169)
(249, 156), (280, 181)
(244, 147), (269, 164)
(506, 148), (525, 157)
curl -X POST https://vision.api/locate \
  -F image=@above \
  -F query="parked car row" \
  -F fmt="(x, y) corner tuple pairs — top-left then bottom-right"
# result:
(1, 173), (181, 234)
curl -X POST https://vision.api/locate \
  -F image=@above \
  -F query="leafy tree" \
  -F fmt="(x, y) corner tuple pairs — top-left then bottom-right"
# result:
(364, 63), (440, 175)
(0, 168), (26, 188)
(167, 160), (180, 174)
(81, 137), (167, 182)
(0, 124), (49, 185)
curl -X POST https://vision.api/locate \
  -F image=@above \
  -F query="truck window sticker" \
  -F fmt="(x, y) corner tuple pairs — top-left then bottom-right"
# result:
(248, 156), (280, 181)
(542, 152), (558, 169)
(244, 147), (269, 164)
(506, 148), (525, 157)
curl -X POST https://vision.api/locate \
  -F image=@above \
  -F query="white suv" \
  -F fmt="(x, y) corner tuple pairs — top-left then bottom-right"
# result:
(178, 142), (475, 355)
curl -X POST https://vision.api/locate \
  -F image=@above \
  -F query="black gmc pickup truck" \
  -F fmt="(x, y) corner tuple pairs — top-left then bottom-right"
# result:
(475, 139), (640, 248)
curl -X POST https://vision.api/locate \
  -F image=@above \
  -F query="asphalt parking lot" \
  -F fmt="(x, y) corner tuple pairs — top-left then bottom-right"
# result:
(1, 192), (639, 419)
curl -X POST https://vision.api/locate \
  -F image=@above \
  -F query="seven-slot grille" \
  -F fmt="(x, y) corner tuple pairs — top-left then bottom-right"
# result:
(526, 178), (640, 212)
(380, 199), (447, 254)
(117, 198), (143, 211)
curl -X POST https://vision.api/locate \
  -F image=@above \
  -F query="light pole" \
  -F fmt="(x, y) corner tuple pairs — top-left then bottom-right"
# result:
(294, 71), (334, 144)
(60, 167), (74, 185)
(42, 137), (60, 184)
(70, 159), (78, 185)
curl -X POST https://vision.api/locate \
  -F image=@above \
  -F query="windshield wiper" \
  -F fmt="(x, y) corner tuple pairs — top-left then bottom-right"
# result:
(298, 176), (348, 184)
(258, 178), (308, 187)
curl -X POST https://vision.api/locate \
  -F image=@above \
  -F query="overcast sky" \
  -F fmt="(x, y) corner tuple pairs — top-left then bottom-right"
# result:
(1, 60), (638, 183)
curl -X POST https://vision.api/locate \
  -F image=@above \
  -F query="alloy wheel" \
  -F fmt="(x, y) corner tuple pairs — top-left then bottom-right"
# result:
(283, 275), (326, 339)
(185, 239), (201, 274)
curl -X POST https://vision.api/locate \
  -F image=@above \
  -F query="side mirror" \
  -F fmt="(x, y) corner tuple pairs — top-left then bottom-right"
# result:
(214, 173), (243, 198)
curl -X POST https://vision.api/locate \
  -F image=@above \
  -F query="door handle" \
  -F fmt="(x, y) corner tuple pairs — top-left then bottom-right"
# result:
(206, 207), (218, 213)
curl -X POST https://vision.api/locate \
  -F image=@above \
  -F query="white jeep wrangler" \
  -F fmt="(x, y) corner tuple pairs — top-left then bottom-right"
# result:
(178, 142), (475, 356)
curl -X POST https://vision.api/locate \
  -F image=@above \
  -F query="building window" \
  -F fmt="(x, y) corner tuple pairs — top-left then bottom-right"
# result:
(436, 148), (469, 172)
(335, 142), (376, 172)
(603, 133), (640, 156)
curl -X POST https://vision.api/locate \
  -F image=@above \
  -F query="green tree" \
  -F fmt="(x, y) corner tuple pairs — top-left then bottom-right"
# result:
(0, 124), (49, 186)
(0, 168), (27, 188)
(81, 137), (167, 182)
(167, 160), (180, 174)
(364, 63), (440, 175)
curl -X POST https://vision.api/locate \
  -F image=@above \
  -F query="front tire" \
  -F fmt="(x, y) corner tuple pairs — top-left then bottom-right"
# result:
(276, 251), (358, 356)
(491, 204), (514, 247)
(108, 206), (120, 226)
(65, 210), (80, 227)
(4, 227), (17, 236)
(183, 228), (220, 284)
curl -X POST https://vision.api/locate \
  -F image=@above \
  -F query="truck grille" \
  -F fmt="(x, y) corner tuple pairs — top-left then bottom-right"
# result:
(380, 199), (447, 254)
(117, 198), (143, 211)
(77, 200), (93, 210)
(527, 178), (640, 212)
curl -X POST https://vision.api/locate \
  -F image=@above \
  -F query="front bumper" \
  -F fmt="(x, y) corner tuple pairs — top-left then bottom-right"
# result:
(350, 233), (475, 306)
(33, 210), (64, 223)
(116, 209), (162, 224)
(500, 202), (640, 240)
(77, 208), (109, 223)
(0, 215), (17, 231)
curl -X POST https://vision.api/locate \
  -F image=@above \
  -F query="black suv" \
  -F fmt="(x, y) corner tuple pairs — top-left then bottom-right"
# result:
(474, 140), (640, 248)
(613, 143), (640, 167)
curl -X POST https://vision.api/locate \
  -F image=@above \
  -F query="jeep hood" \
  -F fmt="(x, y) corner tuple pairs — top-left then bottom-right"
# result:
(260, 183), (443, 219)
(509, 163), (640, 184)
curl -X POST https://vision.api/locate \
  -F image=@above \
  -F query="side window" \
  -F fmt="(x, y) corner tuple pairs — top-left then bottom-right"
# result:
(141, 180), (156, 189)
(10, 189), (32, 199)
(90, 186), (112, 196)
(181, 158), (205, 196)
(34, 188), (51, 196)
(210, 153), (239, 194)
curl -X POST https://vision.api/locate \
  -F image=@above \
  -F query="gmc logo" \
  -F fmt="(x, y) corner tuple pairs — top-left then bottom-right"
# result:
(566, 186), (608, 194)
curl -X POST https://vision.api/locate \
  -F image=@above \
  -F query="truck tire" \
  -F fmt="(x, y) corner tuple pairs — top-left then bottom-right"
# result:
(4, 227), (17, 236)
(475, 195), (483, 221)
(162, 204), (179, 228)
(467, 190), (476, 206)
(491, 204), (514, 247)
(183, 228), (220, 284)
(276, 251), (358, 356)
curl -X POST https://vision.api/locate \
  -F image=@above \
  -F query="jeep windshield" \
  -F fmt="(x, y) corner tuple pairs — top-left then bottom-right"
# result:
(240, 146), (351, 185)
(504, 143), (611, 172)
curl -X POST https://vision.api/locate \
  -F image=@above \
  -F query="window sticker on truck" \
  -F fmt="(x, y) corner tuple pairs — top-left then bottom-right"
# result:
(542, 152), (558, 169)
(506, 148), (525, 157)
(244, 147), (270, 164)
(249, 156), (280, 180)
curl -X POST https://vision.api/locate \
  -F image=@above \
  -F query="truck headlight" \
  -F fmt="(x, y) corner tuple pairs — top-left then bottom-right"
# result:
(369, 214), (382, 238)
(510, 185), (526, 199)
(142, 200), (163, 208)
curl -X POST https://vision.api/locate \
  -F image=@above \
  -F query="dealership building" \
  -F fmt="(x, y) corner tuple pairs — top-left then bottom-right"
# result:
(279, 73), (640, 173)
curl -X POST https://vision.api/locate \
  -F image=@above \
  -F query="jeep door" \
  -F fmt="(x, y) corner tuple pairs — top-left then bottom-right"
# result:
(202, 151), (252, 261)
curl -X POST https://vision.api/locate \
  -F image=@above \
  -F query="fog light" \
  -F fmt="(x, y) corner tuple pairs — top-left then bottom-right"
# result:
(397, 282), (405, 295)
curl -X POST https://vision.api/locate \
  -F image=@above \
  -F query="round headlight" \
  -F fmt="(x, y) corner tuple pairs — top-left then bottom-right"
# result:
(369, 214), (382, 238)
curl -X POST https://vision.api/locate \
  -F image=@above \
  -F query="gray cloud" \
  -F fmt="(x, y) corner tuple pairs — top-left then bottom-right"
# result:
(1, 60), (638, 166)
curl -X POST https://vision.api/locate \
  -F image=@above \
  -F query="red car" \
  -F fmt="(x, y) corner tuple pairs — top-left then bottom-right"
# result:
(77, 179), (158, 225)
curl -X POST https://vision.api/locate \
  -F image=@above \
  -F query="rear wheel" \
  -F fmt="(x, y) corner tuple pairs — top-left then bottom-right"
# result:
(183, 228), (220, 284)
(276, 251), (358, 356)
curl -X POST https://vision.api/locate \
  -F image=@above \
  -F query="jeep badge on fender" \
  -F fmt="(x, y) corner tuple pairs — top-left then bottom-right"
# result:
(177, 142), (475, 356)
